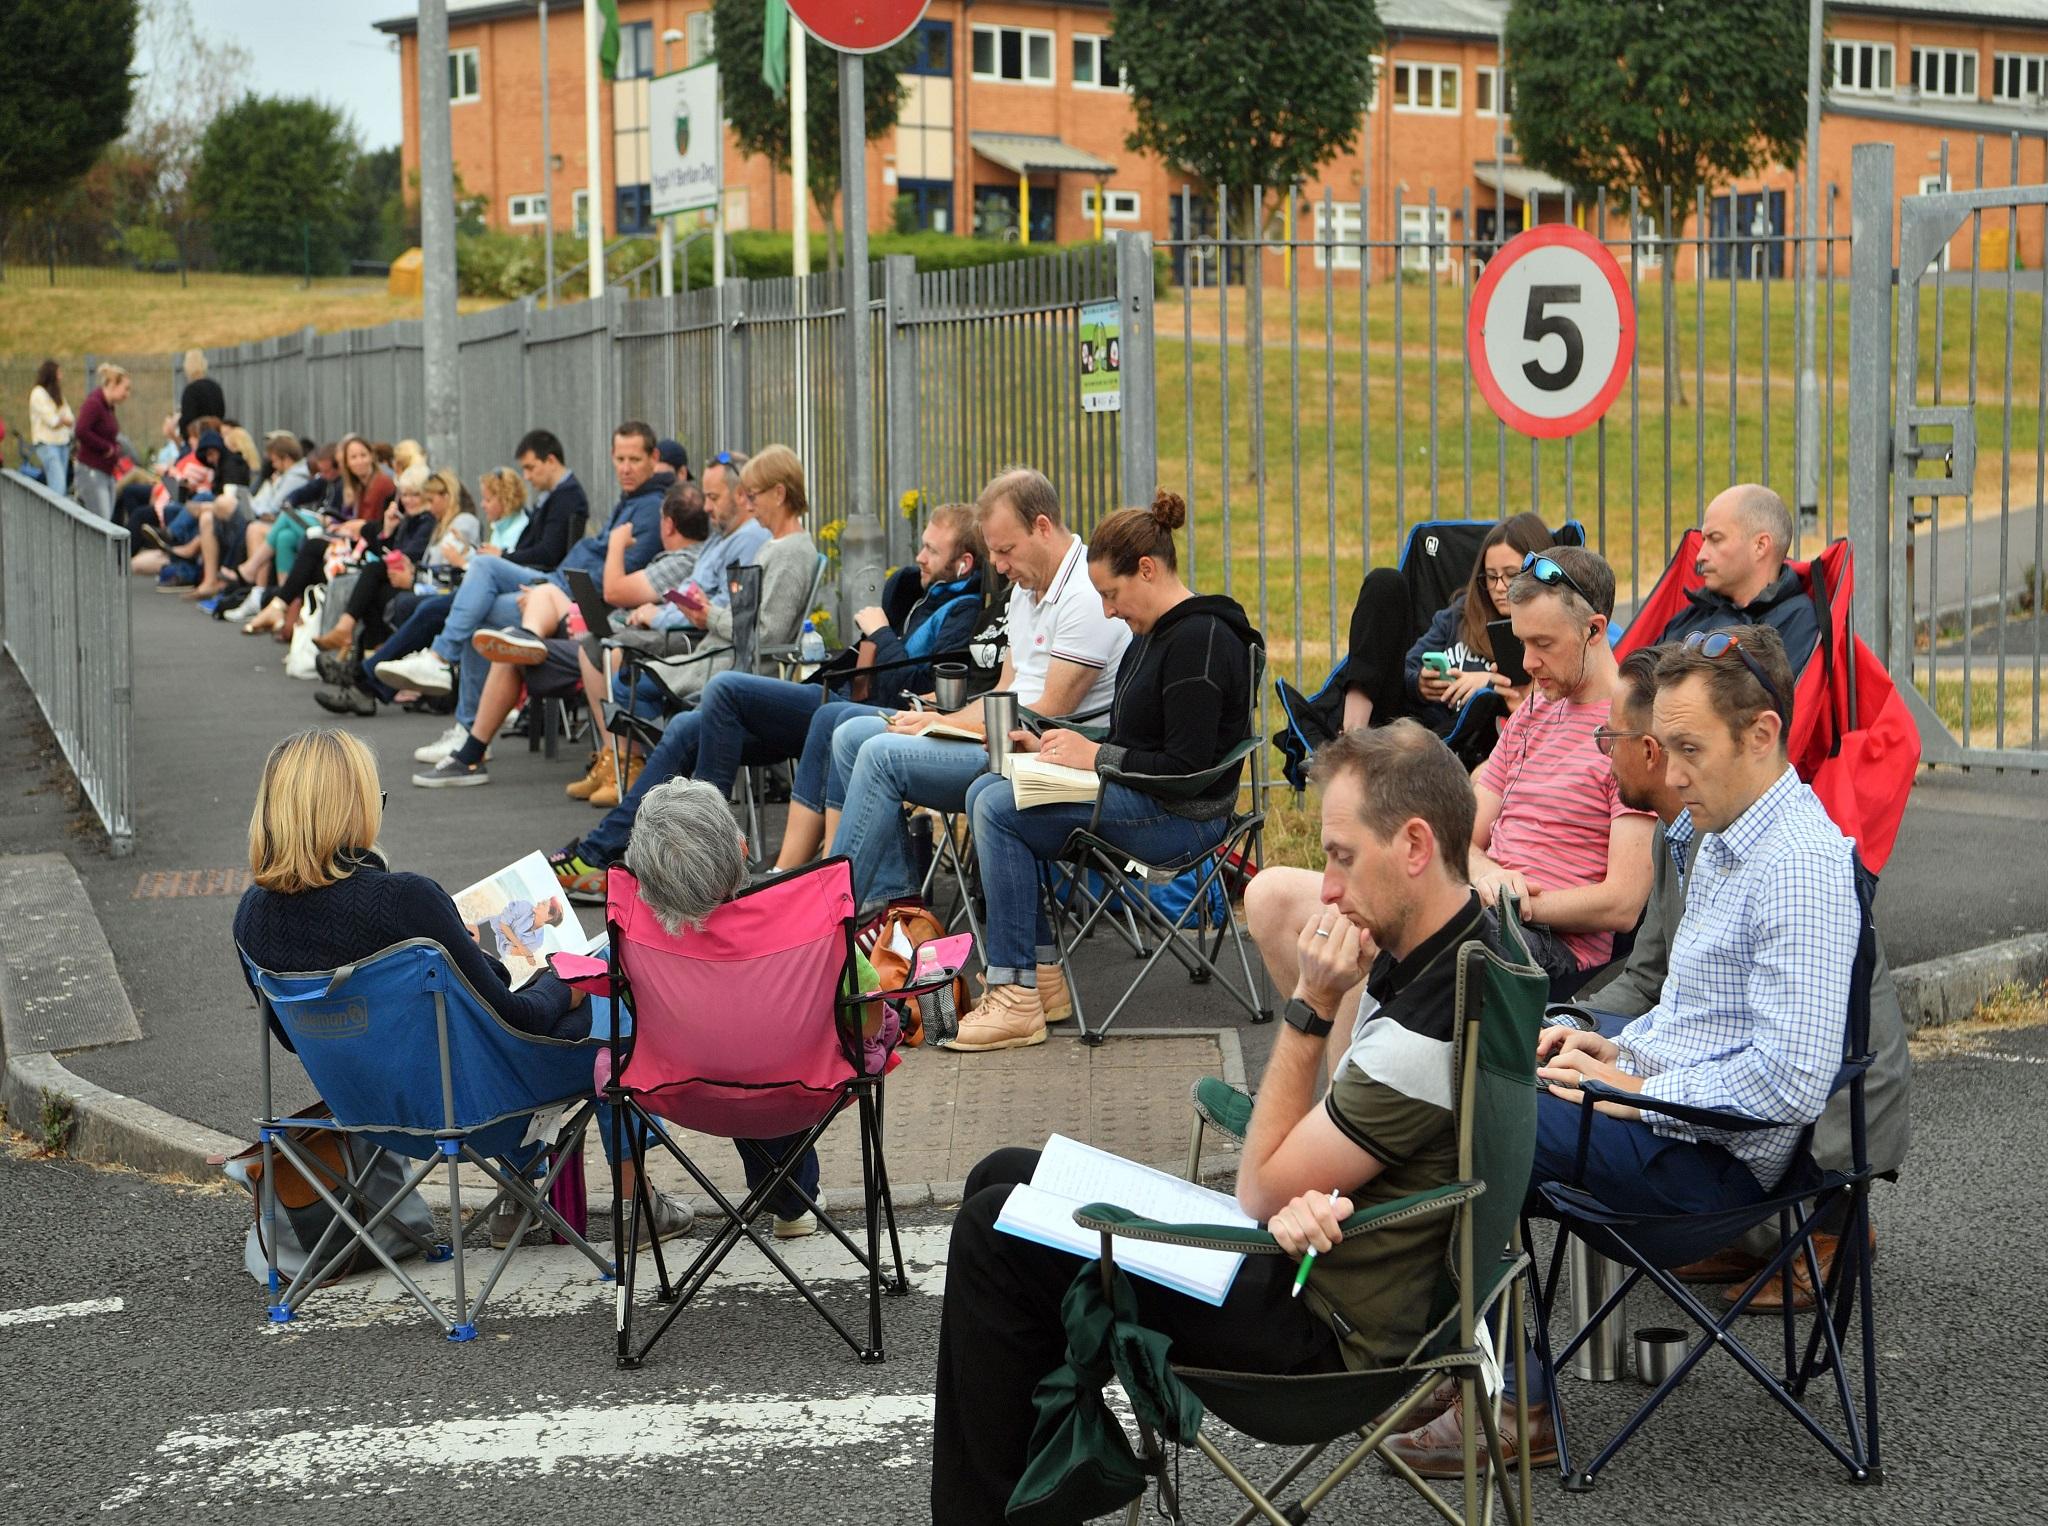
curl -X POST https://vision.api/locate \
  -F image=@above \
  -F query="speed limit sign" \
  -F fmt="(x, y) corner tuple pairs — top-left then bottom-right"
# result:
(1468, 225), (1635, 439)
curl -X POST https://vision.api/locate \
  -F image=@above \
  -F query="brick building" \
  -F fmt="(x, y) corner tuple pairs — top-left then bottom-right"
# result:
(375, 0), (2048, 275)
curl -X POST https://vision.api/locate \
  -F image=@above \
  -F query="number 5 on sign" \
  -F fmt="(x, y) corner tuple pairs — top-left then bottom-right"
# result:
(1468, 226), (1635, 440)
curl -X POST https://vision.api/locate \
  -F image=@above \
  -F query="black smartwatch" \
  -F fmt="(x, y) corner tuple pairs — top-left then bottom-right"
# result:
(1282, 996), (1334, 1040)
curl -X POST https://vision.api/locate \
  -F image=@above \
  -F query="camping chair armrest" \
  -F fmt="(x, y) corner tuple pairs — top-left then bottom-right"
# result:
(1098, 736), (1261, 803)
(797, 647), (972, 689)
(617, 639), (732, 672)
(1189, 1076), (1253, 1145)
(1578, 1078), (1783, 1132)
(1072, 1182), (1483, 1256)
(1022, 703), (1111, 742)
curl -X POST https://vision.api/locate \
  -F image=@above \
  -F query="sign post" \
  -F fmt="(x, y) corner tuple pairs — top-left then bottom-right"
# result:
(1466, 225), (1635, 439)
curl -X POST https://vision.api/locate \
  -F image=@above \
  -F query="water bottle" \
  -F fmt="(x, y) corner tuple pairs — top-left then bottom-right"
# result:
(799, 619), (826, 664)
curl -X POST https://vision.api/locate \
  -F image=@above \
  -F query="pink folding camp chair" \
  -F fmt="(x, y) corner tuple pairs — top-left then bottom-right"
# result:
(559, 856), (970, 1367)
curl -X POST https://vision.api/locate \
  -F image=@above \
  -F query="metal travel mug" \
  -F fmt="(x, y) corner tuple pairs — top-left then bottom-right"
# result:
(1565, 1234), (1629, 1382)
(933, 662), (970, 711)
(981, 690), (1019, 775)
(1633, 1327), (1687, 1388)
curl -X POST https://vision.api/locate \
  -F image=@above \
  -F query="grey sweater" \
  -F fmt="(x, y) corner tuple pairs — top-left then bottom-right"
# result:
(659, 528), (817, 701)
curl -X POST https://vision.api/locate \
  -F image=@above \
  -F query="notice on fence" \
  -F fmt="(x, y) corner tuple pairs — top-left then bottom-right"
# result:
(1079, 299), (1121, 414)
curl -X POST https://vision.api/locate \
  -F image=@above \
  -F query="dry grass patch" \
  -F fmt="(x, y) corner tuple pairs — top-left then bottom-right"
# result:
(1911, 979), (2048, 1059)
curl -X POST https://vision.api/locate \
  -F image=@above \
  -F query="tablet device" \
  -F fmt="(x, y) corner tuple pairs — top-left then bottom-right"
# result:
(1486, 620), (1530, 686)
(563, 566), (616, 636)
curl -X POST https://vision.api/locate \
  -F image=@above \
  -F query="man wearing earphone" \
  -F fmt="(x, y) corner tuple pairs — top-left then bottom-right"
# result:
(1466, 545), (1655, 996)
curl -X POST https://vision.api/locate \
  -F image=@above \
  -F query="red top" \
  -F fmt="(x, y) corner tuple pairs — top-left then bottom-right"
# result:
(72, 388), (121, 474)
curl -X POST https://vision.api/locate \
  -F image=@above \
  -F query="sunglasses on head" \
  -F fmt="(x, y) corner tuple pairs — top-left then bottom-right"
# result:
(708, 451), (739, 467)
(1519, 552), (1598, 611)
(1683, 630), (1788, 726)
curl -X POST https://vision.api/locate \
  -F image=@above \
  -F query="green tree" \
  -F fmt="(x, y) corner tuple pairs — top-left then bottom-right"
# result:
(712, 0), (913, 265)
(1111, 0), (1381, 237)
(346, 146), (407, 264)
(190, 96), (360, 276)
(0, 0), (140, 257)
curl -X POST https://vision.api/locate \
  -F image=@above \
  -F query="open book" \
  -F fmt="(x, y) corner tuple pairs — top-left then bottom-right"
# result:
(917, 719), (986, 742)
(1003, 752), (1101, 807)
(994, 1134), (1254, 1305)
(453, 850), (605, 989)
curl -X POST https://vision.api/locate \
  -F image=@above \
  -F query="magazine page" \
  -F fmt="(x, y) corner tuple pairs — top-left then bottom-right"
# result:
(451, 850), (599, 987)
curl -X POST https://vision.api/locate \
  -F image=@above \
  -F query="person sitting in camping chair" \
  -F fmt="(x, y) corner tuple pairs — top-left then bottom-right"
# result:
(1652, 483), (1820, 669)
(932, 723), (1517, 1524)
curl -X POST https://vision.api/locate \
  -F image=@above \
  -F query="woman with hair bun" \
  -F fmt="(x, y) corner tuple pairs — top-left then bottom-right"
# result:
(947, 488), (1262, 1052)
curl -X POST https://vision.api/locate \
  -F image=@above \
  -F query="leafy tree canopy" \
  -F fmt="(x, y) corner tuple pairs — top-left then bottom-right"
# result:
(1111, 0), (1381, 232)
(0, 0), (140, 223)
(190, 96), (359, 275)
(1504, 0), (1809, 232)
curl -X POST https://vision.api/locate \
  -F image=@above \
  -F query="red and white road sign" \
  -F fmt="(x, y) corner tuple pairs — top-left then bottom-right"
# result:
(787, 0), (931, 53)
(1467, 225), (1635, 440)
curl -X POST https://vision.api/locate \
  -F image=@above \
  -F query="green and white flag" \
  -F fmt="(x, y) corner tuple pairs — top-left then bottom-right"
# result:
(596, 0), (622, 79)
(762, 0), (789, 100)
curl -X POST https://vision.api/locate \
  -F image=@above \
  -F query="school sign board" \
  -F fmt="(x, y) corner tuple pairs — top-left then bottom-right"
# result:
(650, 64), (721, 218)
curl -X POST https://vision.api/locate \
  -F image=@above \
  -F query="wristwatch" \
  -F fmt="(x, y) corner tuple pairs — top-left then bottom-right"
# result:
(1282, 996), (1334, 1040)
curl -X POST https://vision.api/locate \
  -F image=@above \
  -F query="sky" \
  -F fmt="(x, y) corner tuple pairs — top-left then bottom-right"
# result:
(160, 1), (408, 149)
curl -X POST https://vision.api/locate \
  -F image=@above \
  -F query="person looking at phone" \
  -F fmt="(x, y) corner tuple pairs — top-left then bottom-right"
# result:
(1405, 512), (1549, 734)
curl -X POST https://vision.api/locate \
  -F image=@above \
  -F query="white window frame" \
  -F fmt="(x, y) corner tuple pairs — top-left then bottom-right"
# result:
(1829, 40), (1894, 96)
(1390, 61), (1459, 114)
(1311, 202), (1363, 271)
(1400, 205), (1452, 271)
(507, 193), (548, 226)
(1910, 45), (1978, 99)
(1919, 174), (1953, 271)
(449, 46), (481, 105)
(1474, 65), (1515, 116)
(571, 188), (591, 239)
(971, 24), (1054, 85)
(1992, 50), (2048, 103)
(1081, 187), (1140, 222)
(1072, 33), (1124, 91)
(687, 10), (715, 65)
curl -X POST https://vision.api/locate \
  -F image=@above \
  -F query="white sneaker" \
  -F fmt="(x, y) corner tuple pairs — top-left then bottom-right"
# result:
(775, 1189), (825, 1239)
(414, 723), (469, 765)
(224, 587), (265, 623)
(378, 649), (454, 695)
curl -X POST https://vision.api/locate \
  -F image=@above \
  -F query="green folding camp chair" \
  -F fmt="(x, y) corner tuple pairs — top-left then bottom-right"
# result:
(1065, 901), (1549, 1525)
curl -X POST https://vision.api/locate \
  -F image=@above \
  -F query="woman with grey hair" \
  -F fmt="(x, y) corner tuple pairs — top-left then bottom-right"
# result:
(623, 779), (826, 1238)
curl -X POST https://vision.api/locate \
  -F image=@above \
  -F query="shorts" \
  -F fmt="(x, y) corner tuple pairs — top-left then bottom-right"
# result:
(528, 637), (586, 700)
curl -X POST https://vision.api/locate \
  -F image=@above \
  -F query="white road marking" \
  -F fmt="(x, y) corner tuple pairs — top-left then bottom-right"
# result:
(264, 1224), (953, 1332)
(0, 1297), (123, 1328)
(1954, 1049), (2048, 1066)
(102, 1390), (934, 1508)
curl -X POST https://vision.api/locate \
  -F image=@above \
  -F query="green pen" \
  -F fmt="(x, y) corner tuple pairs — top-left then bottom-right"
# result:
(1290, 1188), (1343, 1299)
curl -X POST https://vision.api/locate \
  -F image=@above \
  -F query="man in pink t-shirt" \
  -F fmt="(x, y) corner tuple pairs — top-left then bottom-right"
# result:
(1469, 545), (1654, 991)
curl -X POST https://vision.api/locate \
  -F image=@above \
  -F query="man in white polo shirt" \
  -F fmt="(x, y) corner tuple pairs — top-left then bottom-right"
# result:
(829, 465), (1129, 913)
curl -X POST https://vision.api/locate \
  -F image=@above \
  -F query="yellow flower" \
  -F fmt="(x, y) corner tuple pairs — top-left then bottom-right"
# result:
(899, 488), (925, 519)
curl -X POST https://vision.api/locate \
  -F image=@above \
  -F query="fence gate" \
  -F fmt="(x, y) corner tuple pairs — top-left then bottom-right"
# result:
(1886, 165), (2048, 771)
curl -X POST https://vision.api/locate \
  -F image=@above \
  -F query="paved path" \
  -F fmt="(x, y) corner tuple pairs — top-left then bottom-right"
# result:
(3, 1019), (2041, 1524)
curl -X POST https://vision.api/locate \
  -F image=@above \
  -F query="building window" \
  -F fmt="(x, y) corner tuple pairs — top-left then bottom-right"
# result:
(508, 193), (548, 226)
(687, 10), (715, 65)
(571, 188), (591, 239)
(616, 183), (652, 236)
(908, 19), (951, 77)
(1830, 40), (1894, 95)
(1311, 202), (1363, 271)
(1400, 204), (1451, 271)
(1910, 46), (1978, 99)
(449, 47), (481, 104)
(1073, 34), (1124, 90)
(617, 20), (655, 79)
(1082, 187), (1141, 222)
(1390, 62), (1459, 113)
(1993, 51), (2048, 103)
(1474, 66), (1515, 116)
(971, 24), (1053, 84)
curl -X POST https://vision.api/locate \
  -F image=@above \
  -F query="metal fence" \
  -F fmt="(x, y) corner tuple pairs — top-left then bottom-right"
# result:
(185, 239), (1134, 572)
(0, 471), (134, 852)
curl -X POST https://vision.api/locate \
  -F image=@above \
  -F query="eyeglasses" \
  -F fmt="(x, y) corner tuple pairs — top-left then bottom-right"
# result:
(379, 791), (388, 808)
(1592, 726), (1648, 757)
(1481, 569), (1517, 589)
(1519, 552), (1598, 610)
(1682, 630), (1788, 725)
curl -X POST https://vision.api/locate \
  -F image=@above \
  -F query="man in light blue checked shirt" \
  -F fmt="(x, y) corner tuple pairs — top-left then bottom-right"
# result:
(1390, 622), (1862, 1477)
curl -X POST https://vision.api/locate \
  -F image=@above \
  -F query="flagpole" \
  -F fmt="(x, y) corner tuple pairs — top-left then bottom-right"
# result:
(791, 11), (809, 279)
(583, 0), (605, 297)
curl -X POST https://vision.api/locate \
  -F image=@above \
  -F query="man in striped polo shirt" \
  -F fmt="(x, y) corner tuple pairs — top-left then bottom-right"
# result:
(1468, 546), (1655, 994)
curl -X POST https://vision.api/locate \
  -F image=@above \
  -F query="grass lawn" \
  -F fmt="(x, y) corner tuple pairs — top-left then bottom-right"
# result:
(1927, 671), (2044, 747)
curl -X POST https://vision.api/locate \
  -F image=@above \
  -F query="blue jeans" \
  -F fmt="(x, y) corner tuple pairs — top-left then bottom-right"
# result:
(830, 719), (990, 907)
(966, 774), (1230, 982)
(364, 594), (454, 703)
(34, 443), (67, 493)
(794, 700), (889, 812)
(693, 671), (823, 796)
(432, 555), (545, 723)
(578, 700), (790, 865)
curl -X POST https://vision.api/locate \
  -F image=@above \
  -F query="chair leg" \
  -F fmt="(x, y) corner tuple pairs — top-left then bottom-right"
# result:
(440, 1140), (475, 1341)
(860, 1088), (884, 1362)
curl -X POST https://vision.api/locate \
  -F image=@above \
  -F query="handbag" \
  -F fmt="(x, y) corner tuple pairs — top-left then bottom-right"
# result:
(283, 584), (324, 680)
(859, 898), (968, 1046)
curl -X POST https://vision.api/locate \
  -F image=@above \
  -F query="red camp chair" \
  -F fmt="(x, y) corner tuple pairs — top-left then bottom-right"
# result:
(1616, 530), (1919, 872)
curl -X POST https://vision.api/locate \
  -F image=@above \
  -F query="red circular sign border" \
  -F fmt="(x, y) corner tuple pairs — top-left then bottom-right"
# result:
(787, 0), (932, 54)
(1466, 224), (1636, 440)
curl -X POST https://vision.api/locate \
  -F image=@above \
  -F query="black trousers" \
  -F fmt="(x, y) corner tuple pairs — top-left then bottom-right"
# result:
(930, 1147), (1342, 1526)
(1339, 566), (1418, 723)
(275, 536), (329, 606)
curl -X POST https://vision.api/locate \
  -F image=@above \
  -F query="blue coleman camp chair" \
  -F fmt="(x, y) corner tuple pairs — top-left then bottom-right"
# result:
(1275, 518), (1586, 788)
(243, 938), (614, 1340)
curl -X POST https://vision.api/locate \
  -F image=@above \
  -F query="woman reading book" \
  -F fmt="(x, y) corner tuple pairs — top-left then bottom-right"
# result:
(945, 490), (1261, 1053)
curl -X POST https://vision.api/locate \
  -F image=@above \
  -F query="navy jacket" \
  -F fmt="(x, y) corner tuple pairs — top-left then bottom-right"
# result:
(857, 571), (983, 704)
(1655, 564), (1821, 672)
(508, 473), (587, 571)
(549, 470), (669, 590)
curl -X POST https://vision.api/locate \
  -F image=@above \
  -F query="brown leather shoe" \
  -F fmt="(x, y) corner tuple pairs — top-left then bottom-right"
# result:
(1383, 1390), (1556, 1480)
(1671, 1244), (1769, 1284)
(1726, 1230), (1874, 1314)
(1375, 1378), (1457, 1435)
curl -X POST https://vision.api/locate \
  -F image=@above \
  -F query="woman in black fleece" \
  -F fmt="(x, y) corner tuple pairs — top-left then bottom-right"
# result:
(950, 489), (1261, 1051)
(233, 729), (691, 1239)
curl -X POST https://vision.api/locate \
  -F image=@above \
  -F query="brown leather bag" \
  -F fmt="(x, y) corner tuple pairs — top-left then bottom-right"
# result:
(861, 899), (968, 1046)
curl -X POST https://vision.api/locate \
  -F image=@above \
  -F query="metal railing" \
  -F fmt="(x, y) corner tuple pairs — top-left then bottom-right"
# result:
(0, 471), (134, 852)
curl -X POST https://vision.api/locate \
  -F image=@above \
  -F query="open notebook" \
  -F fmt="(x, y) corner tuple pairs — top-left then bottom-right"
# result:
(994, 1134), (1255, 1306)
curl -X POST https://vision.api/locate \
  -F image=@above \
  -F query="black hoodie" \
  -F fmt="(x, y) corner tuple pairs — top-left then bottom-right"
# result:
(1096, 593), (1263, 819)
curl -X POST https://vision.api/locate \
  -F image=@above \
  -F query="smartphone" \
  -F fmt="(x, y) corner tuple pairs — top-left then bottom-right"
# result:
(1485, 620), (1530, 686)
(1421, 652), (1452, 677)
